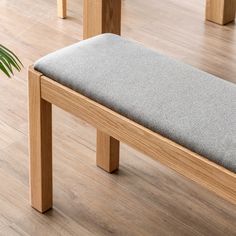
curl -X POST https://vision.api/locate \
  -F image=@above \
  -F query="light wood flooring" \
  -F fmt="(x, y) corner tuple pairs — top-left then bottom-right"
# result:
(0, 0), (236, 235)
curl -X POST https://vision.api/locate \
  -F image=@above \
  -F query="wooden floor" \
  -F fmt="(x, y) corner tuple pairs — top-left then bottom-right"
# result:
(0, 0), (236, 235)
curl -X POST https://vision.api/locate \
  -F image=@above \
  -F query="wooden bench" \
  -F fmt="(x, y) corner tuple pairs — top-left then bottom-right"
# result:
(29, 33), (236, 213)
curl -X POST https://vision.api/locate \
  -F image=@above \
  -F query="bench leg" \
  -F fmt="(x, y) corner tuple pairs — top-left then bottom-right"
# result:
(96, 130), (120, 173)
(57, 0), (67, 19)
(28, 69), (53, 213)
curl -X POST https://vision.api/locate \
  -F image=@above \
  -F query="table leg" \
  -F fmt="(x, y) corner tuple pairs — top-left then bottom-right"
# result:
(57, 0), (67, 19)
(83, 0), (121, 39)
(206, 0), (236, 25)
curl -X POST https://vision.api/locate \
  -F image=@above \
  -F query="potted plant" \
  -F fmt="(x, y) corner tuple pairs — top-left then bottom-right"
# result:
(0, 44), (23, 77)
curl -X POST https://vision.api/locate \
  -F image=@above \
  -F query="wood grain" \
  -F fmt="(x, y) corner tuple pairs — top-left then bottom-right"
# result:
(57, 0), (67, 19)
(28, 67), (53, 213)
(97, 130), (120, 172)
(206, 0), (236, 24)
(1, 0), (236, 235)
(83, 0), (121, 39)
(40, 75), (236, 205)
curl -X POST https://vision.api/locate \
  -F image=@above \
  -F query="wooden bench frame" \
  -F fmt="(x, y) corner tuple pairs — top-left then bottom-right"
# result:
(29, 0), (236, 213)
(28, 67), (236, 213)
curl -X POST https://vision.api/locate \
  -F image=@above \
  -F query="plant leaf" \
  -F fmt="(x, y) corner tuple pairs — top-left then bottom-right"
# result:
(0, 48), (21, 71)
(0, 45), (23, 78)
(0, 61), (11, 78)
(0, 56), (14, 75)
(0, 45), (23, 67)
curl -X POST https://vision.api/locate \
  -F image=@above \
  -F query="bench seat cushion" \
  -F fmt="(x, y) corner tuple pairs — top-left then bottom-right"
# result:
(34, 33), (236, 173)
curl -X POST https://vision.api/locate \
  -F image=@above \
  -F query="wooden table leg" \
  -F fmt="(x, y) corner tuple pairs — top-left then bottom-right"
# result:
(28, 68), (53, 213)
(83, 0), (121, 39)
(206, 0), (236, 25)
(57, 0), (67, 19)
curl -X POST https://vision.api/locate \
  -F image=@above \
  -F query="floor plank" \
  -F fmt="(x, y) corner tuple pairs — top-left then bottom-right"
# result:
(0, 0), (235, 235)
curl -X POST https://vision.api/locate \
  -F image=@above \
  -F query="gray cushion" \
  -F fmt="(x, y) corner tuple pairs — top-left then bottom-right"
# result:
(34, 33), (236, 173)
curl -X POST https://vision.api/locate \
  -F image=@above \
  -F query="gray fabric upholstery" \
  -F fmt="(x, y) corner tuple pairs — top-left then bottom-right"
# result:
(34, 33), (236, 173)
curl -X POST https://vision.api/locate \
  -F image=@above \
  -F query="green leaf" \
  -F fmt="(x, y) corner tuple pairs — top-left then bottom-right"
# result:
(0, 45), (23, 67)
(0, 48), (21, 71)
(0, 62), (11, 78)
(0, 45), (23, 78)
(0, 56), (14, 74)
